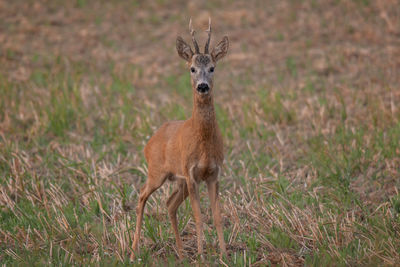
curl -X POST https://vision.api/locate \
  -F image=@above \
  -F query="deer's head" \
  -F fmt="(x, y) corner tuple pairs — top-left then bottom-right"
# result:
(176, 18), (229, 97)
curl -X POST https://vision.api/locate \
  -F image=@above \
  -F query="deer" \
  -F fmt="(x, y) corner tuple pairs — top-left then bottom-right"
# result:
(130, 18), (229, 260)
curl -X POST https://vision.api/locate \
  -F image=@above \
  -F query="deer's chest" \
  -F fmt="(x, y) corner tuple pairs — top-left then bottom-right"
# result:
(193, 159), (219, 181)
(187, 143), (222, 180)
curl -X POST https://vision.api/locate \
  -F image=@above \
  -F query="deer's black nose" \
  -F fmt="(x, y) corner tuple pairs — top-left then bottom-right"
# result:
(197, 83), (209, 93)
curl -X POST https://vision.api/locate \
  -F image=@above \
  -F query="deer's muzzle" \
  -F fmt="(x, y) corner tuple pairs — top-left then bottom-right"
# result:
(197, 83), (210, 94)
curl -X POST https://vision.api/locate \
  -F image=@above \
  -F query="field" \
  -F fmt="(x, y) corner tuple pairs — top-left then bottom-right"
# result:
(1, 0), (400, 266)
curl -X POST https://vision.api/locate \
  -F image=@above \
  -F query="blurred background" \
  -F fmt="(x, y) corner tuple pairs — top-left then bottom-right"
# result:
(1, 0), (399, 265)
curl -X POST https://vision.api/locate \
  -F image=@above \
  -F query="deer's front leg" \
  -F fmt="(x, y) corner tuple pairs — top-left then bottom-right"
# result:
(207, 175), (227, 257)
(187, 166), (204, 255)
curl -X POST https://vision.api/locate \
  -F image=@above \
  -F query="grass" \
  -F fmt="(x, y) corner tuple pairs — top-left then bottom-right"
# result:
(1, 0), (400, 266)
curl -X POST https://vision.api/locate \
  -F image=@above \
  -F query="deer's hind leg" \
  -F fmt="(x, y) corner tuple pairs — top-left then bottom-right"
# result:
(131, 170), (168, 259)
(167, 179), (189, 258)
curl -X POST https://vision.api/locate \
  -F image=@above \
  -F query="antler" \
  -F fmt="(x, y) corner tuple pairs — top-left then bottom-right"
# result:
(189, 18), (200, 54)
(204, 17), (211, 54)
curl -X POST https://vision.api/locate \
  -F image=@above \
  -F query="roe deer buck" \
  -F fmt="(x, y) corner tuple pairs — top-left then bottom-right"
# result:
(131, 18), (229, 260)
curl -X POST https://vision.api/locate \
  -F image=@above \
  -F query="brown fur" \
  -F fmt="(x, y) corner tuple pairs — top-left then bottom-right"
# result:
(131, 20), (229, 260)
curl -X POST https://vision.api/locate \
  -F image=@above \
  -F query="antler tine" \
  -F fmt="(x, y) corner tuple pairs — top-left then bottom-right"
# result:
(189, 18), (200, 54)
(204, 17), (212, 54)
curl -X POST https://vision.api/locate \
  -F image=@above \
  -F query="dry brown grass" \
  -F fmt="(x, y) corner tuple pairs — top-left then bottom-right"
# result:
(1, 0), (400, 266)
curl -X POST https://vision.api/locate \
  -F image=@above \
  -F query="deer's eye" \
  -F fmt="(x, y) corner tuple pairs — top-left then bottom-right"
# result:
(209, 67), (215, 73)
(190, 67), (196, 73)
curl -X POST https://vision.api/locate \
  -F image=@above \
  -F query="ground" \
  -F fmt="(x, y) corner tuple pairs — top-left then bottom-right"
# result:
(0, 0), (399, 266)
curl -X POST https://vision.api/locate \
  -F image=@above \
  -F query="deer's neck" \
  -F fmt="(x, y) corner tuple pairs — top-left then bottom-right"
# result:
(191, 94), (217, 138)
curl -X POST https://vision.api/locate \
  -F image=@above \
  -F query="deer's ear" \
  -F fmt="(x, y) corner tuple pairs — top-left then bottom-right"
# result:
(211, 36), (229, 62)
(176, 36), (194, 62)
